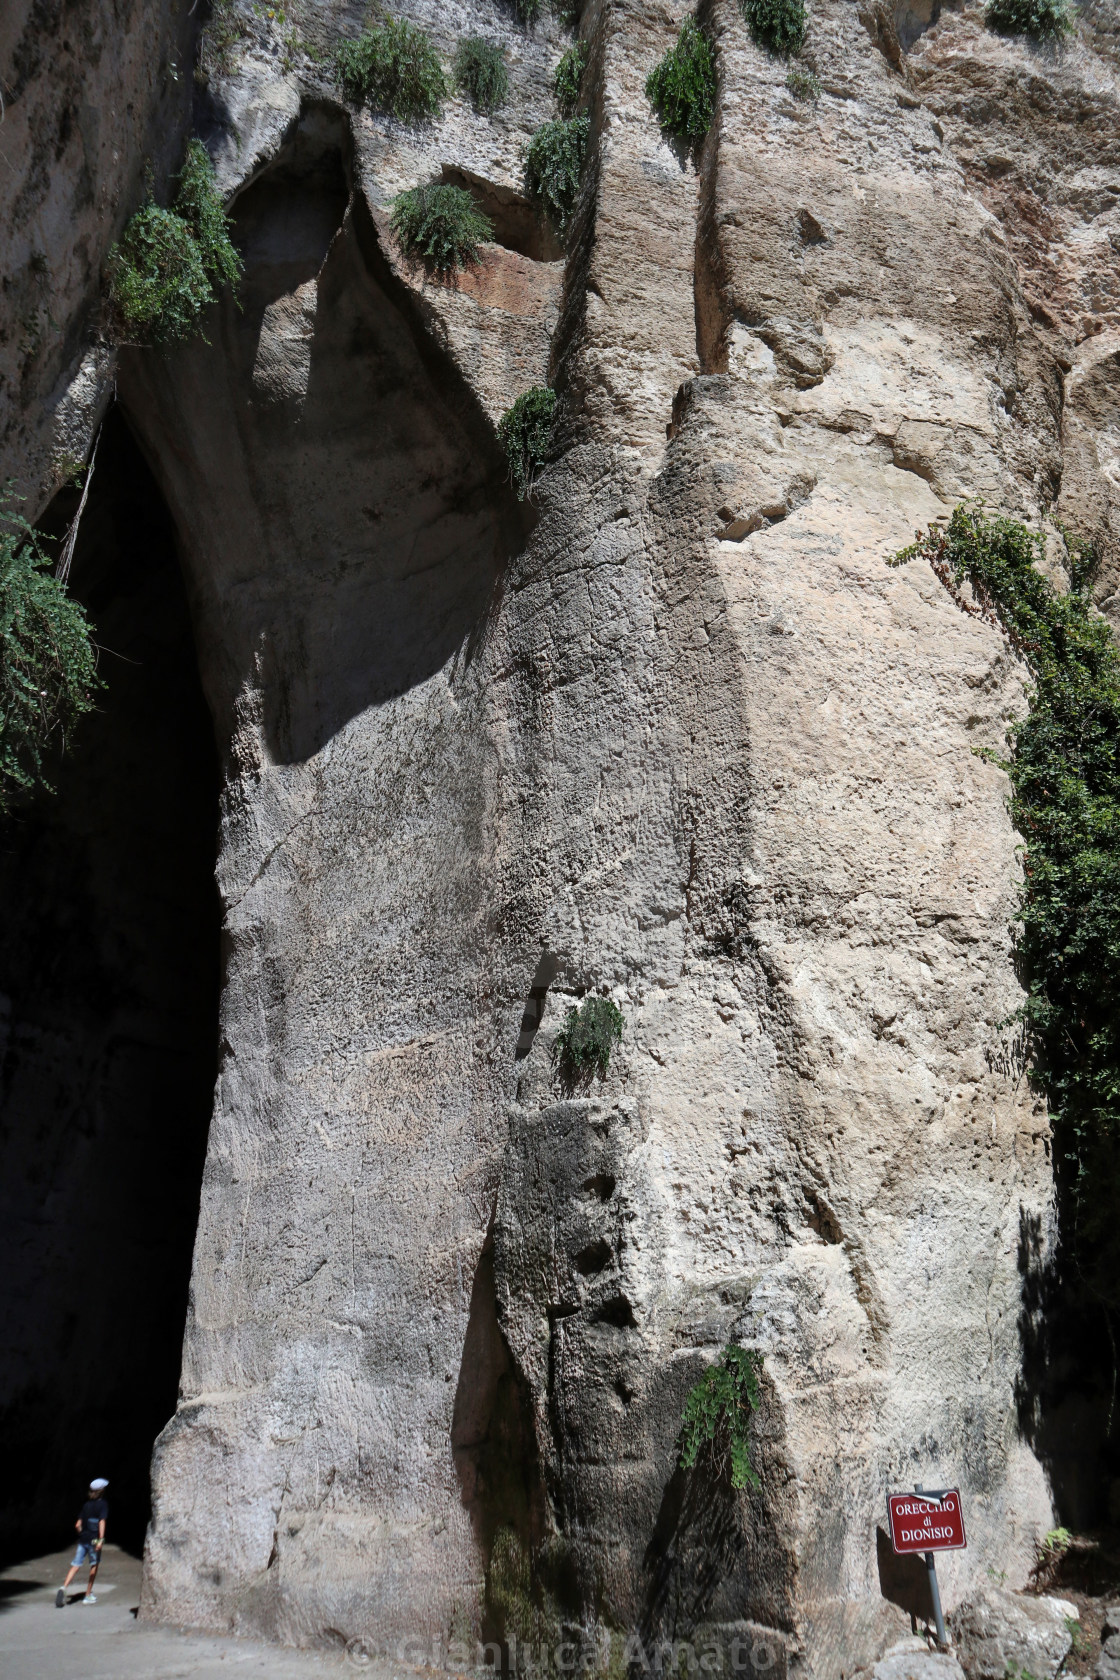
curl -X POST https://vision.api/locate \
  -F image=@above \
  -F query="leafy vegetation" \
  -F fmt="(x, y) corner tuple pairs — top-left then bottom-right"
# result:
(1, 499), (101, 816)
(454, 36), (509, 113)
(786, 65), (820, 99)
(335, 17), (446, 122)
(515, 0), (543, 22)
(678, 1346), (763, 1491)
(985, 0), (1073, 38)
(525, 114), (589, 231)
(645, 16), (716, 143)
(552, 994), (623, 1080)
(499, 386), (557, 502)
(740, 0), (807, 56)
(106, 140), (242, 345)
(553, 38), (588, 114)
(892, 505), (1120, 1315)
(390, 183), (493, 272)
(196, 0), (251, 82)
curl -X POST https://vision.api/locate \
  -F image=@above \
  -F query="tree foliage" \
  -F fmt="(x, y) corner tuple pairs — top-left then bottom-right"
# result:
(553, 38), (588, 115)
(552, 995), (624, 1080)
(0, 500), (100, 815)
(106, 140), (242, 345)
(335, 17), (446, 121)
(985, 0), (1073, 38)
(498, 387), (557, 502)
(645, 17), (716, 143)
(678, 1346), (763, 1491)
(893, 505), (1120, 1304)
(454, 36), (509, 113)
(525, 115), (589, 231)
(741, 0), (807, 56)
(391, 183), (493, 272)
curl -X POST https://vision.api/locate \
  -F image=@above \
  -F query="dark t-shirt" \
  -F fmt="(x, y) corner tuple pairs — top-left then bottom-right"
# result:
(79, 1498), (108, 1539)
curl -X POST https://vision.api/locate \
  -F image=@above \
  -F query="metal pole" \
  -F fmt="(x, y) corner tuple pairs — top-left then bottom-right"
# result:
(915, 1486), (948, 1648)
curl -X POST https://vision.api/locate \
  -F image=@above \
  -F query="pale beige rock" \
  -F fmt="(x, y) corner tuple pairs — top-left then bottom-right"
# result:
(4, 0), (1120, 1675)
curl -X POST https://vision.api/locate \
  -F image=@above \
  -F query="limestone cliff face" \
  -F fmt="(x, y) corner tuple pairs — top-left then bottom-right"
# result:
(2, 0), (1119, 1672)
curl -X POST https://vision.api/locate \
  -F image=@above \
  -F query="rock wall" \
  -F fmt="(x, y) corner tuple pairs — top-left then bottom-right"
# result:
(3, 0), (1119, 1672)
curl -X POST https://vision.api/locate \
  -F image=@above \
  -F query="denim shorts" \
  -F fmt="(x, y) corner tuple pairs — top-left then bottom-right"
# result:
(71, 1540), (100, 1569)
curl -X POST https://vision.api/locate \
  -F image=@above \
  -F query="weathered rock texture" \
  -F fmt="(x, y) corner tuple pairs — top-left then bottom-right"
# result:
(3, 0), (1119, 1673)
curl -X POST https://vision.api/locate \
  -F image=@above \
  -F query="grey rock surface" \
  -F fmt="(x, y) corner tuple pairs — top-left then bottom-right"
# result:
(948, 1588), (1074, 1680)
(4, 0), (1120, 1676)
(872, 1641), (966, 1680)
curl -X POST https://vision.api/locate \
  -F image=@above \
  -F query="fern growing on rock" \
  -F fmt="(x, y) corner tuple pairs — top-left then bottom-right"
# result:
(678, 1346), (763, 1491)
(552, 995), (624, 1081)
(107, 140), (242, 345)
(454, 36), (509, 113)
(525, 115), (589, 232)
(645, 16), (716, 143)
(498, 386), (557, 501)
(335, 17), (446, 122)
(0, 500), (100, 815)
(391, 183), (493, 272)
(553, 39), (588, 114)
(985, 0), (1072, 38)
(741, 0), (807, 56)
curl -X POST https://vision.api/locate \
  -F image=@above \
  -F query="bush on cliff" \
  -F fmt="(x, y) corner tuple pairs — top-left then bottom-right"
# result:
(741, 0), (807, 56)
(892, 505), (1120, 1303)
(552, 995), (624, 1081)
(498, 386), (557, 502)
(525, 115), (589, 232)
(645, 16), (716, 143)
(985, 0), (1073, 38)
(106, 140), (242, 345)
(679, 1345), (764, 1490)
(0, 500), (100, 815)
(553, 39), (588, 114)
(454, 37), (509, 113)
(390, 183), (493, 271)
(335, 17), (446, 121)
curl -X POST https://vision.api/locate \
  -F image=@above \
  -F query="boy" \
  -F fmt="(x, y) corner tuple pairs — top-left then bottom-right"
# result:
(55, 1478), (109, 1606)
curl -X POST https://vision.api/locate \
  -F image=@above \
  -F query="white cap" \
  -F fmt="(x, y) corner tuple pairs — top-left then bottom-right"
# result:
(90, 1478), (109, 1490)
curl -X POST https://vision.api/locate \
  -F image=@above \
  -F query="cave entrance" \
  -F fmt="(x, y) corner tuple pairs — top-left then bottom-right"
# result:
(0, 407), (220, 1563)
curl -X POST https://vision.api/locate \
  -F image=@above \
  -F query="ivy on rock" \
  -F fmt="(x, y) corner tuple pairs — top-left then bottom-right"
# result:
(892, 504), (1120, 1307)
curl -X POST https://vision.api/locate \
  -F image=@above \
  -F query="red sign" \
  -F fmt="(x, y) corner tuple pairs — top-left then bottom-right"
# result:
(887, 1489), (967, 1554)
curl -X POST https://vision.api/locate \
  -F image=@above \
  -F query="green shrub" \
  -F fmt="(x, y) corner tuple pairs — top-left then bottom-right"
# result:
(525, 115), (589, 231)
(786, 65), (820, 99)
(741, 0), (807, 56)
(515, 0), (543, 22)
(678, 1346), (763, 1491)
(390, 183), (493, 272)
(107, 140), (241, 345)
(552, 994), (624, 1079)
(335, 17), (446, 122)
(985, 0), (1072, 37)
(454, 36), (509, 113)
(0, 500), (101, 815)
(499, 386), (557, 502)
(645, 17), (716, 143)
(891, 506), (1120, 1309)
(553, 39), (588, 114)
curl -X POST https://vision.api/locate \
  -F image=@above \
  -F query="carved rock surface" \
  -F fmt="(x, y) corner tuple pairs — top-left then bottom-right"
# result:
(948, 1588), (1074, 1680)
(3, 0), (1119, 1675)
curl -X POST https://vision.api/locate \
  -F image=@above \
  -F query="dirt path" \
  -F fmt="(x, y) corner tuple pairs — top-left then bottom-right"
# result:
(0, 1547), (383, 1679)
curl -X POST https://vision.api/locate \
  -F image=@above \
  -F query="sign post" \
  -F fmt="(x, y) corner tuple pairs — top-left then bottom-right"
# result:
(885, 1485), (967, 1649)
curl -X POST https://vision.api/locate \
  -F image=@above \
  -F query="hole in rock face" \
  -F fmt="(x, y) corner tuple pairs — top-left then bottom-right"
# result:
(574, 1238), (612, 1276)
(581, 1172), (615, 1201)
(591, 1295), (636, 1328)
(0, 408), (220, 1563)
(440, 165), (565, 264)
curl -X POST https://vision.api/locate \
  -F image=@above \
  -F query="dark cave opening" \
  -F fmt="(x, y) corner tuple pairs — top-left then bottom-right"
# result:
(0, 407), (219, 1564)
